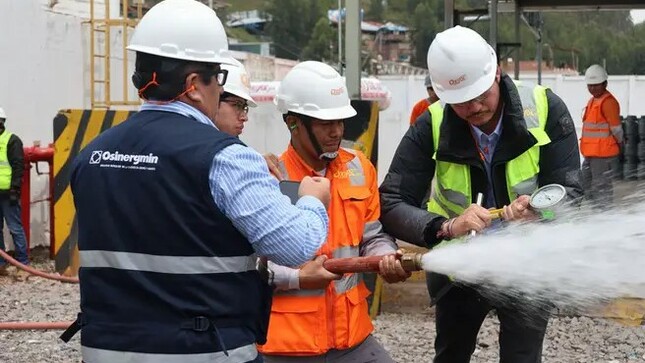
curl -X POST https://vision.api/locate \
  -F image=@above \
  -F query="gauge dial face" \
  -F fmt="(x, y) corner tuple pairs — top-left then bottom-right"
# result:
(529, 184), (567, 210)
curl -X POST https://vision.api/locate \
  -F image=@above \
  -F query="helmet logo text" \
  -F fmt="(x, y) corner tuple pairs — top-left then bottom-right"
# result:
(449, 75), (467, 86)
(331, 87), (344, 95)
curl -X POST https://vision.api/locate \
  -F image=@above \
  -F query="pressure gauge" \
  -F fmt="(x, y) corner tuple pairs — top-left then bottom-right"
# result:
(529, 184), (567, 219)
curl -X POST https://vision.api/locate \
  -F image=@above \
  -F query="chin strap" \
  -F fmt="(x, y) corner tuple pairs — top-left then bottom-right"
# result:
(299, 115), (339, 161)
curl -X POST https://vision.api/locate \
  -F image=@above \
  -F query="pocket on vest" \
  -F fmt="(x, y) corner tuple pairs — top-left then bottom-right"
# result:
(264, 297), (325, 353)
(340, 283), (373, 349)
(337, 186), (371, 243)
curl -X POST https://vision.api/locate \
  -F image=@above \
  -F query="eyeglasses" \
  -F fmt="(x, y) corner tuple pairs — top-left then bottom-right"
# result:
(451, 85), (493, 109)
(214, 69), (228, 86)
(221, 99), (249, 115)
(186, 68), (229, 87)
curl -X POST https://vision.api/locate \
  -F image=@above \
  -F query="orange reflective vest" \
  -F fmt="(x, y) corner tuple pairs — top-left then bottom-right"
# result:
(258, 144), (376, 356)
(580, 92), (620, 157)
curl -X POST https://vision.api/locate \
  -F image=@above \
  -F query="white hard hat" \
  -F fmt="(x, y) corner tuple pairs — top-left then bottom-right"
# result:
(585, 64), (608, 85)
(127, 0), (234, 65)
(275, 61), (357, 120)
(222, 59), (257, 107)
(427, 26), (498, 104)
(0, 107), (5, 119)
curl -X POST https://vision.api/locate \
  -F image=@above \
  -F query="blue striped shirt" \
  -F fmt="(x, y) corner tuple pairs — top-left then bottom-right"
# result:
(139, 101), (329, 266)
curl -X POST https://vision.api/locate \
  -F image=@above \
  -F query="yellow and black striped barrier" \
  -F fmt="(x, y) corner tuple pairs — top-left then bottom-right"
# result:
(53, 109), (135, 275)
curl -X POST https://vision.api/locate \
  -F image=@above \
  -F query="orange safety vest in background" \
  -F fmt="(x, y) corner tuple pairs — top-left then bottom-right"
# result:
(580, 91), (621, 157)
(409, 98), (431, 125)
(258, 144), (376, 356)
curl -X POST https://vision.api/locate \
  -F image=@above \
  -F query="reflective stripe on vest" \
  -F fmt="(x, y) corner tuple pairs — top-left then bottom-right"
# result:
(580, 92), (620, 157)
(0, 131), (12, 190)
(363, 220), (384, 240)
(80, 250), (258, 274)
(82, 343), (258, 363)
(344, 151), (366, 185)
(427, 82), (551, 220)
(582, 122), (612, 138)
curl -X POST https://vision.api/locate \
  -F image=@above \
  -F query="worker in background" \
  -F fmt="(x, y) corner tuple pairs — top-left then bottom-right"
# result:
(409, 74), (439, 125)
(580, 64), (622, 208)
(216, 58), (256, 136)
(379, 26), (583, 363)
(259, 61), (409, 363)
(65, 1), (330, 362)
(0, 107), (29, 277)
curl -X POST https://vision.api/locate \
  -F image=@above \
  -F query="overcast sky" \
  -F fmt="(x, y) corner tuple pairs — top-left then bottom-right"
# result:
(631, 9), (645, 24)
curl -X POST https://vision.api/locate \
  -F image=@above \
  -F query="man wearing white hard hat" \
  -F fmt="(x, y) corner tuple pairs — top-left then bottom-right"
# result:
(216, 58), (257, 136)
(259, 61), (407, 362)
(379, 26), (583, 362)
(409, 73), (440, 125)
(580, 64), (622, 208)
(0, 107), (30, 278)
(64, 1), (332, 362)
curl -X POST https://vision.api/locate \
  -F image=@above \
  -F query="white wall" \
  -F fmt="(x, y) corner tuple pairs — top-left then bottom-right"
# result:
(0, 0), (135, 248)
(1, 1), (83, 248)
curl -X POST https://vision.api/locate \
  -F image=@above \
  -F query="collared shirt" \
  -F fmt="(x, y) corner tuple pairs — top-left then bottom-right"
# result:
(470, 112), (503, 209)
(139, 101), (329, 267)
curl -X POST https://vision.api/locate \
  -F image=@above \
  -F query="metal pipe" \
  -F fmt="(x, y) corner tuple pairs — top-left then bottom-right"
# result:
(444, 0), (455, 29)
(90, 0), (95, 108)
(337, 0), (342, 74)
(122, 0), (128, 104)
(105, 0), (112, 106)
(345, 0), (360, 99)
(514, 1), (520, 80)
(489, 0), (498, 54)
(322, 253), (424, 274)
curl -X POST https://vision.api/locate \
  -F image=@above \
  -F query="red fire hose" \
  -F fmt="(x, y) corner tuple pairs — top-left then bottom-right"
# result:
(322, 253), (424, 274)
(0, 321), (74, 330)
(0, 250), (78, 330)
(0, 248), (78, 283)
(0, 248), (78, 329)
(0, 253), (424, 330)
(0, 248), (78, 330)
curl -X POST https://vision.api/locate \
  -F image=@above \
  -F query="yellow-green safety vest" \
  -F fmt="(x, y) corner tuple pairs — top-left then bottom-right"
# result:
(0, 131), (12, 190)
(427, 83), (551, 240)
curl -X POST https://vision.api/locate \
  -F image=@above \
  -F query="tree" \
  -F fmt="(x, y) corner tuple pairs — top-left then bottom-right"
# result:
(264, 0), (333, 60)
(410, 2), (438, 67)
(302, 17), (337, 62)
(366, 0), (384, 21)
(264, 0), (307, 59)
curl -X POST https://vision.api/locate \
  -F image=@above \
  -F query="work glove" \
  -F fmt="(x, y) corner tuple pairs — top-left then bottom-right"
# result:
(8, 189), (19, 206)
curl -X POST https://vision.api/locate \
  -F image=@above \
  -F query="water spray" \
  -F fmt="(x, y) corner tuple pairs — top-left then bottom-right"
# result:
(323, 184), (645, 325)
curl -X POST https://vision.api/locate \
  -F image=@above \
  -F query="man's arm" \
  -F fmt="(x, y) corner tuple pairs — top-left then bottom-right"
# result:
(359, 156), (397, 256)
(540, 90), (584, 203)
(602, 97), (623, 144)
(7, 134), (24, 192)
(379, 111), (445, 248)
(211, 144), (329, 267)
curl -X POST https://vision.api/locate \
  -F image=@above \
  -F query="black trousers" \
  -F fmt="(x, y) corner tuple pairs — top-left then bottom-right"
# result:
(427, 273), (549, 363)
